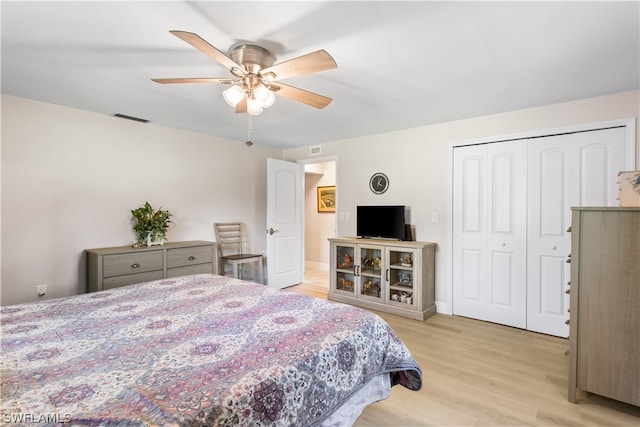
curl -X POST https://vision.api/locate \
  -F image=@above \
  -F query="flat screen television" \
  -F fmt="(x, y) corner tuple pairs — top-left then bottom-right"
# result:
(357, 205), (406, 240)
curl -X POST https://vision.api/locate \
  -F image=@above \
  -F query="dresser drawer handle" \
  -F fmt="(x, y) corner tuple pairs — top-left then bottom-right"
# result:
(188, 256), (196, 261)
(131, 263), (141, 269)
(565, 320), (570, 325)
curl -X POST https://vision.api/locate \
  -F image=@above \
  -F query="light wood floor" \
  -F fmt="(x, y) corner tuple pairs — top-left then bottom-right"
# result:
(286, 264), (640, 427)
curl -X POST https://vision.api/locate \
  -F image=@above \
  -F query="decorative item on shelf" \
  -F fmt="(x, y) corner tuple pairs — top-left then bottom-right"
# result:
(131, 202), (173, 247)
(362, 279), (381, 297)
(338, 276), (354, 292)
(398, 271), (412, 285)
(374, 282), (381, 297)
(402, 254), (413, 266)
(400, 292), (412, 304)
(362, 257), (372, 270)
(341, 252), (353, 269)
(362, 255), (382, 272)
(617, 170), (640, 206)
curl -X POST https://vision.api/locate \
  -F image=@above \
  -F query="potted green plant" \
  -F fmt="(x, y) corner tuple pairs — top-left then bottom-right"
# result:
(131, 202), (173, 247)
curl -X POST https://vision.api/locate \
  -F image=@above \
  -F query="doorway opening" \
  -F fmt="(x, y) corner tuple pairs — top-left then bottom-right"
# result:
(304, 160), (336, 276)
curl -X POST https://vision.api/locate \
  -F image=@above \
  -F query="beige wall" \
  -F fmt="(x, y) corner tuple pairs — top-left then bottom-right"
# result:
(1, 95), (281, 305)
(283, 90), (640, 313)
(2, 91), (638, 307)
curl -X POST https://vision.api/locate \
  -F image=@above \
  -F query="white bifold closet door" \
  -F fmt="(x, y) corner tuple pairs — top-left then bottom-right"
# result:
(453, 126), (628, 337)
(526, 127), (627, 336)
(452, 141), (528, 329)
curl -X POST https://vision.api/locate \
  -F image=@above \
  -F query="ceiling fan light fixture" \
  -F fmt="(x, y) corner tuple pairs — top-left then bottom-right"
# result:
(254, 84), (275, 108)
(261, 90), (275, 108)
(223, 85), (244, 107)
(246, 97), (264, 115)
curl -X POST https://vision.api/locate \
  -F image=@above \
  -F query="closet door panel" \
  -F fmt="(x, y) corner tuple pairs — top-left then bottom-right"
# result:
(453, 146), (488, 321)
(462, 156), (483, 233)
(486, 144), (527, 328)
(528, 140), (573, 337)
(539, 149), (567, 236)
(580, 146), (607, 204)
(574, 128), (627, 206)
(491, 251), (514, 306)
(461, 250), (482, 301)
(527, 127), (628, 337)
(539, 255), (567, 315)
(453, 142), (527, 328)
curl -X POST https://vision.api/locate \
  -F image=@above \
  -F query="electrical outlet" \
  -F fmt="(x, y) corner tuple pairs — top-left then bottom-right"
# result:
(37, 284), (47, 297)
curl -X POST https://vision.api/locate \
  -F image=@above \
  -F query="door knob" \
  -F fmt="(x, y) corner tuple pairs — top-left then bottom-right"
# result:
(267, 227), (280, 235)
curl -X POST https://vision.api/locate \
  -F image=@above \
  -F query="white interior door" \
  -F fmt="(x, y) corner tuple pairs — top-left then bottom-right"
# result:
(266, 158), (304, 289)
(452, 141), (527, 328)
(527, 127), (628, 337)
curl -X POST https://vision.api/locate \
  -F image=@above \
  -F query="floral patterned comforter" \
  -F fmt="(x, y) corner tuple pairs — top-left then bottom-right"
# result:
(1, 274), (421, 426)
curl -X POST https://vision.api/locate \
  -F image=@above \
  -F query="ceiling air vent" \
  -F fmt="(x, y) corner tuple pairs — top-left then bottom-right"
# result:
(113, 113), (149, 123)
(309, 145), (321, 156)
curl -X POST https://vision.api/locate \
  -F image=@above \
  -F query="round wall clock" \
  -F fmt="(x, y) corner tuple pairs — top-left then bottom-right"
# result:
(369, 172), (389, 194)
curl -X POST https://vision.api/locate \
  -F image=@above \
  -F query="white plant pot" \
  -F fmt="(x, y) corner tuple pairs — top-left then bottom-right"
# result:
(145, 233), (165, 246)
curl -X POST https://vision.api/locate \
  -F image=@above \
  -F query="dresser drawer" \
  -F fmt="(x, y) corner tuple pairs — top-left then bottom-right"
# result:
(104, 270), (164, 290)
(103, 251), (163, 278)
(167, 245), (213, 269)
(167, 263), (214, 278)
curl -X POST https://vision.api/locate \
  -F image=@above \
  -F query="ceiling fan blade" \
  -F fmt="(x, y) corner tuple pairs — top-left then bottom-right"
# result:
(260, 50), (336, 81)
(270, 83), (332, 109)
(151, 77), (234, 84)
(235, 98), (248, 114)
(169, 30), (246, 75)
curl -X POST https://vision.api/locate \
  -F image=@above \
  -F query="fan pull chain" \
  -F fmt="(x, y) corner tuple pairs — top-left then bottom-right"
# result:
(246, 114), (254, 147)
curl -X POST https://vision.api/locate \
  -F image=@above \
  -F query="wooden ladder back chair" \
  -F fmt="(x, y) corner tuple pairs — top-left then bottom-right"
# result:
(214, 222), (264, 284)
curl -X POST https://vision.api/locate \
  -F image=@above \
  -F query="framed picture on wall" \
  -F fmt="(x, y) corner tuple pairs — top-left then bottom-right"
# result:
(317, 186), (336, 212)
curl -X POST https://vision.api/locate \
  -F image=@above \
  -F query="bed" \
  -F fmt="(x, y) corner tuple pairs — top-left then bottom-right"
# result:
(1, 274), (421, 426)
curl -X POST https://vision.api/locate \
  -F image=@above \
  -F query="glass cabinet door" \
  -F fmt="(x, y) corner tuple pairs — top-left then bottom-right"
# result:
(334, 244), (356, 295)
(387, 248), (415, 306)
(358, 245), (383, 301)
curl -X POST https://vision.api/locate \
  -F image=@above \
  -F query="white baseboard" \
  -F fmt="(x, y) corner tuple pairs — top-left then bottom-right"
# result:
(435, 301), (451, 315)
(305, 261), (330, 272)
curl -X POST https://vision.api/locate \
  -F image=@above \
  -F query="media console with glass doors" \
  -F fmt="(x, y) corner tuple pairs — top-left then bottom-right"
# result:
(328, 237), (436, 321)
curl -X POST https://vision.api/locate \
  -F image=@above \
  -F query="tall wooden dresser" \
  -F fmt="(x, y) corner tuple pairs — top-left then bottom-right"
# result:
(568, 207), (639, 406)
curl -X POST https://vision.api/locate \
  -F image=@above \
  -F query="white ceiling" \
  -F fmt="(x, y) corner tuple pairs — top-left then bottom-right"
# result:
(2, 1), (639, 149)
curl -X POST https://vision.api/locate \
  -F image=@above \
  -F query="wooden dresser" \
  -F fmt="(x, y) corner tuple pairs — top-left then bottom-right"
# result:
(86, 240), (216, 292)
(568, 207), (639, 406)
